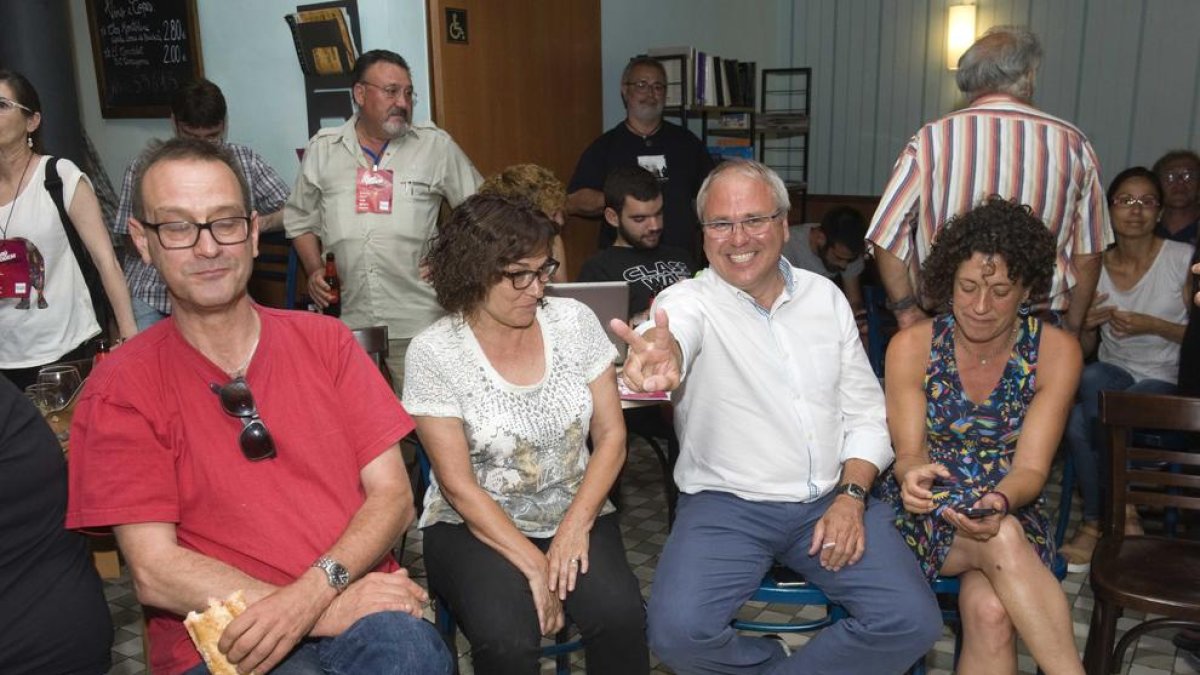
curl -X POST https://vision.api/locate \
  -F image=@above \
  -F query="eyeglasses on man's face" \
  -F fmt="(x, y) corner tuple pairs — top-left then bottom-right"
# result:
(624, 80), (667, 95)
(211, 377), (276, 461)
(359, 80), (417, 103)
(501, 258), (560, 290)
(1164, 169), (1197, 184)
(1111, 195), (1161, 209)
(0, 97), (32, 114)
(701, 210), (785, 240)
(141, 216), (251, 250)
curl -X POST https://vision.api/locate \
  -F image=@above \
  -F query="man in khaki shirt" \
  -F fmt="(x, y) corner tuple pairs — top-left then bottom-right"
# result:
(285, 49), (481, 390)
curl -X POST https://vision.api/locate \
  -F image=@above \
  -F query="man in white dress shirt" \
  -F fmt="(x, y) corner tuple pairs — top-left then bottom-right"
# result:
(615, 160), (940, 673)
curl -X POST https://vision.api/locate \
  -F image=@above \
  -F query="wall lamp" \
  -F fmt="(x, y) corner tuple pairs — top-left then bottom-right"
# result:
(947, 4), (977, 70)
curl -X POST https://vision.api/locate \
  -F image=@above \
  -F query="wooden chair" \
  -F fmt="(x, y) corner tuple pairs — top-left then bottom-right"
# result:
(1082, 391), (1200, 674)
(350, 325), (391, 387)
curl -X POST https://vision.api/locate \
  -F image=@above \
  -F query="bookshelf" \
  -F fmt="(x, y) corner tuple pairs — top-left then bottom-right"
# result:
(649, 52), (759, 163)
(758, 67), (811, 218)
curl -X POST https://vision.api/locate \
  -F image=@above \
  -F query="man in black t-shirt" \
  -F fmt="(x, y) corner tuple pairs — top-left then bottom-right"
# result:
(0, 375), (112, 675)
(579, 166), (695, 324)
(566, 56), (714, 255)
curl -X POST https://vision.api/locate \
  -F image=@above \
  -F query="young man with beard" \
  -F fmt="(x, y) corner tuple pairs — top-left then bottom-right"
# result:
(567, 57), (714, 256)
(782, 205), (868, 316)
(578, 166), (695, 325)
(285, 50), (481, 391)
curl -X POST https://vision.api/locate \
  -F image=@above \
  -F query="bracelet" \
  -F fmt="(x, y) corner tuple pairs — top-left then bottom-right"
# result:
(886, 295), (918, 312)
(992, 490), (1010, 515)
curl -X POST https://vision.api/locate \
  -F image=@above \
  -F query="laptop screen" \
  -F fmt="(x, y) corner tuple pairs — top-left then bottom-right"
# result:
(544, 282), (631, 364)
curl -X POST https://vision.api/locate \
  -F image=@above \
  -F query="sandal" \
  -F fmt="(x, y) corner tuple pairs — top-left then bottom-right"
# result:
(1060, 522), (1101, 574)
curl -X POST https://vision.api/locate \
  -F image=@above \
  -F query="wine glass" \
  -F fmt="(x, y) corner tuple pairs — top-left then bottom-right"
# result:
(24, 383), (56, 415)
(37, 365), (82, 412)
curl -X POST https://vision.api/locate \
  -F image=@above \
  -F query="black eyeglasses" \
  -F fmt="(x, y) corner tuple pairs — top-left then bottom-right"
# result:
(140, 216), (251, 250)
(210, 377), (276, 461)
(501, 258), (560, 290)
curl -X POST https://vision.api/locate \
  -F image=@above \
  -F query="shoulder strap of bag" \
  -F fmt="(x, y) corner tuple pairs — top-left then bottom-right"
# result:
(44, 157), (112, 337)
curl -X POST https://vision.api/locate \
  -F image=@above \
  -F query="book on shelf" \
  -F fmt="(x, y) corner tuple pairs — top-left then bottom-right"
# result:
(760, 112), (810, 133)
(646, 46), (755, 110)
(708, 144), (755, 162)
(284, 7), (358, 77)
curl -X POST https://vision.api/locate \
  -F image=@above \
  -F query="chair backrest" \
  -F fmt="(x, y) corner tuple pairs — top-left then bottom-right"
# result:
(351, 326), (391, 385)
(1100, 390), (1200, 539)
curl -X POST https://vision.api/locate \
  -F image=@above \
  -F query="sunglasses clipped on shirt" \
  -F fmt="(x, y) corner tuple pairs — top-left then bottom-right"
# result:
(211, 376), (277, 461)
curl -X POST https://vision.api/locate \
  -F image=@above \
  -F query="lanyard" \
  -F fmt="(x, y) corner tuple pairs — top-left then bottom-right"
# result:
(361, 141), (389, 171)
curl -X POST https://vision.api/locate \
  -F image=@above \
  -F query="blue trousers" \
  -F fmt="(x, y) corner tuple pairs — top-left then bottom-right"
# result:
(1064, 360), (1175, 521)
(182, 610), (452, 675)
(647, 490), (941, 674)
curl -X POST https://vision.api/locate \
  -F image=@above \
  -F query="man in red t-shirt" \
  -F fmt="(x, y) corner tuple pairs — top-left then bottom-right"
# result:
(66, 137), (451, 675)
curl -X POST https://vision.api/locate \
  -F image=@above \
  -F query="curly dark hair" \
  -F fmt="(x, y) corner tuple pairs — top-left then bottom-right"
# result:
(424, 194), (558, 316)
(920, 196), (1056, 312)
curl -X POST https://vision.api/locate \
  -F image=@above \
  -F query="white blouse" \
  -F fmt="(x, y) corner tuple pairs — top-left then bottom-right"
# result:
(0, 157), (99, 368)
(404, 297), (617, 537)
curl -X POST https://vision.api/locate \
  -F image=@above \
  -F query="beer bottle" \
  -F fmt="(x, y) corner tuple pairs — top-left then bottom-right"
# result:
(323, 252), (342, 318)
(93, 338), (111, 365)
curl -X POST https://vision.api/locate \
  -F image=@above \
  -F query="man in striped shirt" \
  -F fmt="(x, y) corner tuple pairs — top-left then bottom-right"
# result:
(866, 26), (1111, 334)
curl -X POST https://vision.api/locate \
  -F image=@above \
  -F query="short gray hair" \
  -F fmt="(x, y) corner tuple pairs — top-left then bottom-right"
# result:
(955, 26), (1042, 100)
(695, 159), (790, 222)
(621, 56), (666, 85)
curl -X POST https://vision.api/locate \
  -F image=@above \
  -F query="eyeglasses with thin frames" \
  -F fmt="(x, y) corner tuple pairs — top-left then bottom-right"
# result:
(1111, 195), (1161, 209)
(624, 80), (667, 95)
(701, 210), (785, 240)
(502, 258), (560, 290)
(358, 80), (417, 103)
(0, 97), (32, 114)
(210, 377), (276, 461)
(140, 216), (252, 250)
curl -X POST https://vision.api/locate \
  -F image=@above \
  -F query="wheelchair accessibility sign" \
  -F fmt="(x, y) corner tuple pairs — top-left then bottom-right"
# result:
(446, 8), (468, 44)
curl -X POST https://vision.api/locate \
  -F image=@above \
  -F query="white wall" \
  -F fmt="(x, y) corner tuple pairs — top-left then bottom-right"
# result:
(787, 0), (1200, 195)
(67, 0), (430, 188)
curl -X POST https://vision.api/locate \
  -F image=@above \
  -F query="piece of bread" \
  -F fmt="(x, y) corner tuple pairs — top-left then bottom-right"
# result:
(183, 590), (249, 675)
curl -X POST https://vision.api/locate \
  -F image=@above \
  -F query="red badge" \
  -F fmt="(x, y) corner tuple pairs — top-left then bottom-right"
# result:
(356, 167), (394, 214)
(0, 239), (32, 299)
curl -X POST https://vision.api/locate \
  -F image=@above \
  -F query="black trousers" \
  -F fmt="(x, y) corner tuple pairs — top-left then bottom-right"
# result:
(423, 513), (649, 675)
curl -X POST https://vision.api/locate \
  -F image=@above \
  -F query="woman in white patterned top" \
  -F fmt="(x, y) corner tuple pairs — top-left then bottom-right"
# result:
(404, 194), (648, 674)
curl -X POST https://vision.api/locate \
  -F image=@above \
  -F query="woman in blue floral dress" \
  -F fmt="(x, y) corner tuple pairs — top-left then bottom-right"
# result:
(876, 197), (1084, 675)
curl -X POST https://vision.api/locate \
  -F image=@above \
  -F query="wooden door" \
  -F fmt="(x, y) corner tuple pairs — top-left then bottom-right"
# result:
(427, 0), (603, 279)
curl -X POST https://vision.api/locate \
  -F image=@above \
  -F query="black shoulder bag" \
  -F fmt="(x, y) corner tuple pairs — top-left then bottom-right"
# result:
(44, 157), (112, 338)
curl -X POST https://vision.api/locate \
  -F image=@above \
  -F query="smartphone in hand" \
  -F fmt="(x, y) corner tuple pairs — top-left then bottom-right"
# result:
(959, 506), (999, 519)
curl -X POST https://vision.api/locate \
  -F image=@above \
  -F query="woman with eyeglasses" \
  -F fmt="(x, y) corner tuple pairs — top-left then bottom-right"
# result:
(1059, 166), (1193, 571)
(404, 194), (648, 674)
(0, 70), (136, 389)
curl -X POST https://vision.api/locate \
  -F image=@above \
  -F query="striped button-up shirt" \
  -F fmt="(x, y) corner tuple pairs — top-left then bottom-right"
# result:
(867, 94), (1113, 310)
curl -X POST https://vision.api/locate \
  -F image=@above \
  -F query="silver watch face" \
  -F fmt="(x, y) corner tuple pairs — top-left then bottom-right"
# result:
(839, 483), (867, 500)
(317, 557), (350, 590)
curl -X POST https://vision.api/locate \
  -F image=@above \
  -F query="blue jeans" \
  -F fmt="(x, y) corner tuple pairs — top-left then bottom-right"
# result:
(131, 296), (169, 332)
(1064, 361), (1176, 522)
(182, 611), (452, 675)
(647, 491), (942, 674)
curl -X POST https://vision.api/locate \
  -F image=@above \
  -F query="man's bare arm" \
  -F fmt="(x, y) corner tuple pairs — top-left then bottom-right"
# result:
(565, 188), (604, 218)
(1064, 252), (1101, 336)
(875, 249), (928, 329)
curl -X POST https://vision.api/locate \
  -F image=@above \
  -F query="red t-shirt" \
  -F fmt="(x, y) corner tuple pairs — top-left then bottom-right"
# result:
(66, 306), (413, 673)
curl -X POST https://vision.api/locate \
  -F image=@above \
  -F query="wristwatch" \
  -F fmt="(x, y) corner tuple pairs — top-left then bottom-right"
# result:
(313, 556), (350, 593)
(835, 482), (869, 504)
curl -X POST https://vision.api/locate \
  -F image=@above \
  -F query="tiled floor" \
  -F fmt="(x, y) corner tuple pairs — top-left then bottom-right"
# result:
(106, 440), (1198, 674)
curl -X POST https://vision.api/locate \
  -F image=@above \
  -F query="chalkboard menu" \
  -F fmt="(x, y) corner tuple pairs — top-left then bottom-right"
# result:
(86, 0), (204, 118)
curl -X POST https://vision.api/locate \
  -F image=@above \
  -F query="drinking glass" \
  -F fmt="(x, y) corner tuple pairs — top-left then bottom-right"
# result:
(24, 383), (56, 415)
(37, 365), (82, 411)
